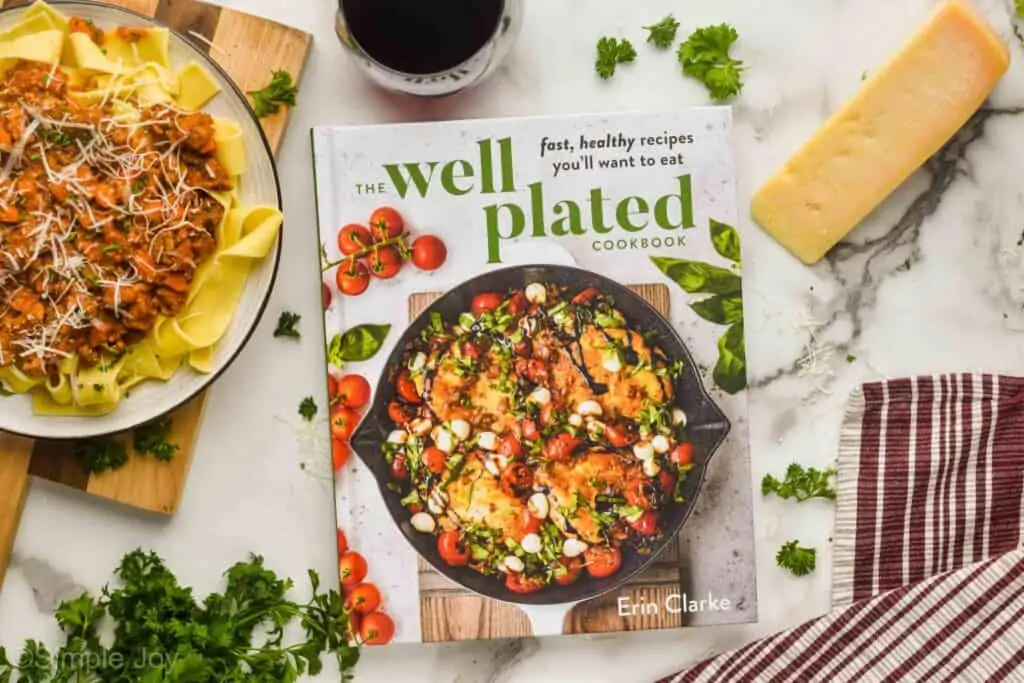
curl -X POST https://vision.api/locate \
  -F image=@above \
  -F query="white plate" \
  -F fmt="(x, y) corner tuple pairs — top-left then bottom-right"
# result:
(0, 1), (282, 439)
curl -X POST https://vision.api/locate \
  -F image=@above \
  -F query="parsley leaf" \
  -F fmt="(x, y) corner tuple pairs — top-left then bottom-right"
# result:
(762, 463), (837, 502)
(644, 15), (679, 49)
(595, 37), (637, 79)
(776, 540), (816, 577)
(133, 417), (179, 462)
(677, 23), (744, 102)
(75, 438), (128, 474)
(299, 396), (318, 421)
(248, 69), (299, 118)
(274, 311), (301, 339)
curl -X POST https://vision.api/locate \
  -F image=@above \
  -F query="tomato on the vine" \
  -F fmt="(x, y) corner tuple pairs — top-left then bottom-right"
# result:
(332, 440), (350, 469)
(437, 530), (471, 566)
(369, 207), (404, 241)
(368, 246), (402, 279)
(337, 528), (348, 555)
(337, 223), (372, 255)
(339, 550), (368, 586)
(336, 259), (370, 296)
(359, 611), (395, 646)
(345, 582), (382, 615)
(336, 374), (371, 409)
(330, 406), (361, 441)
(321, 282), (332, 310)
(411, 234), (447, 271)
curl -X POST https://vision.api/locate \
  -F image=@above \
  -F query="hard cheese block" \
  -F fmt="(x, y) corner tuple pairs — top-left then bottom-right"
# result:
(751, 0), (1009, 265)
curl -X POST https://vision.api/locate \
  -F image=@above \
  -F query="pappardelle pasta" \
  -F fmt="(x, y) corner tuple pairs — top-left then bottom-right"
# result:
(0, 2), (282, 415)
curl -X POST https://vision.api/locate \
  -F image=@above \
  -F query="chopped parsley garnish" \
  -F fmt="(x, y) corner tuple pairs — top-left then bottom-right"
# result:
(846, 354), (857, 363)
(595, 37), (637, 79)
(776, 541), (816, 577)
(76, 438), (128, 474)
(133, 417), (179, 462)
(248, 70), (299, 118)
(762, 463), (837, 502)
(644, 15), (680, 49)
(274, 311), (301, 339)
(298, 396), (318, 421)
(131, 175), (147, 194)
(102, 242), (121, 254)
(677, 24), (744, 102)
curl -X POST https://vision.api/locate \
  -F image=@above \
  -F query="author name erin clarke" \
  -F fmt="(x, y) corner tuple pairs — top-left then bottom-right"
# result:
(617, 592), (732, 618)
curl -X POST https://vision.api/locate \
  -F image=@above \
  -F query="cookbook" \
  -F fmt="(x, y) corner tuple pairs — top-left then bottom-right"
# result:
(312, 109), (758, 644)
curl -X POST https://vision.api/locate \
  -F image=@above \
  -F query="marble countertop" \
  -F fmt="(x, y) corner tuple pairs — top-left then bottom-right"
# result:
(4, 0), (1024, 680)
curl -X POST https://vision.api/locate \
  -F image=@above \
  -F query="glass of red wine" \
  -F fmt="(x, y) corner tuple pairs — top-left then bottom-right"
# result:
(336, 0), (522, 97)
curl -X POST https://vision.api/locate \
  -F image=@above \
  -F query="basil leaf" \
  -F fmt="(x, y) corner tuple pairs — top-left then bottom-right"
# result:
(710, 218), (741, 263)
(690, 293), (744, 325)
(650, 257), (741, 295)
(327, 323), (391, 368)
(713, 321), (747, 394)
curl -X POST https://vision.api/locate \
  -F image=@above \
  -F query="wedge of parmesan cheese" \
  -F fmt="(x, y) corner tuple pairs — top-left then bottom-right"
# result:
(751, 0), (1009, 265)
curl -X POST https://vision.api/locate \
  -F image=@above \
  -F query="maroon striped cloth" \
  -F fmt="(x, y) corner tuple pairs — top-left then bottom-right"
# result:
(659, 374), (1024, 682)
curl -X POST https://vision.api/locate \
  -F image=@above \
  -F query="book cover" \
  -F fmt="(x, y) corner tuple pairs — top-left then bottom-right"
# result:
(312, 109), (757, 644)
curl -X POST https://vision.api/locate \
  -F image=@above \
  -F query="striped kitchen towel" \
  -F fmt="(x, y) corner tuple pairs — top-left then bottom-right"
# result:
(659, 374), (1024, 682)
(659, 548), (1024, 682)
(832, 374), (1024, 607)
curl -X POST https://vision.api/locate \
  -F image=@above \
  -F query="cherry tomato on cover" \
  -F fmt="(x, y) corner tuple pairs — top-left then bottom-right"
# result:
(657, 469), (677, 496)
(553, 556), (583, 586)
(359, 611), (395, 645)
(544, 433), (580, 463)
(584, 546), (622, 579)
(411, 234), (447, 271)
(572, 288), (601, 305)
(330, 406), (361, 442)
(345, 582), (382, 615)
(670, 442), (694, 467)
(422, 447), (448, 474)
(336, 259), (370, 296)
(505, 573), (544, 594)
(628, 511), (659, 536)
(438, 530), (471, 566)
(395, 370), (421, 404)
(332, 440), (350, 470)
(368, 246), (402, 279)
(336, 374), (371, 409)
(499, 462), (534, 497)
(521, 509), (541, 536)
(321, 282), (332, 310)
(520, 419), (540, 442)
(337, 528), (349, 556)
(471, 292), (503, 316)
(369, 207), (404, 241)
(507, 291), (528, 316)
(497, 433), (523, 459)
(337, 223), (372, 255)
(339, 550), (368, 586)
(390, 453), (410, 480)
(387, 401), (412, 424)
(605, 422), (636, 448)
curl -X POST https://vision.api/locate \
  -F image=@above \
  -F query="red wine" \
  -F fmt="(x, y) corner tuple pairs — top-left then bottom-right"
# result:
(341, 0), (505, 75)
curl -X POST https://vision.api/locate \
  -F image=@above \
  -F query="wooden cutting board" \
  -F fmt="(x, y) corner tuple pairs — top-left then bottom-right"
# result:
(0, 0), (311, 589)
(410, 284), (689, 641)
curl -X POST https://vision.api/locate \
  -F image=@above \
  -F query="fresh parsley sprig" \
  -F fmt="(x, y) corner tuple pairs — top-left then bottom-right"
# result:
(0, 550), (361, 681)
(274, 311), (301, 339)
(133, 417), (178, 462)
(776, 540), (816, 577)
(677, 24), (744, 102)
(595, 37), (637, 79)
(762, 463), (837, 502)
(644, 15), (679, 49)
(299, 396), (318, 421)
(248, 69), (298, 118)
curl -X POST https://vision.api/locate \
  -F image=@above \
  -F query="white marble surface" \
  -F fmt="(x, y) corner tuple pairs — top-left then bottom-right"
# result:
(4, 0), (1024, 680)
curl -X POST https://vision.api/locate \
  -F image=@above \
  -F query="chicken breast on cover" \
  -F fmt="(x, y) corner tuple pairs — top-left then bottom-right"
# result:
(423, 342), (519, 433)
(445, 453), (530, 541)
(537, 450), (629, 544)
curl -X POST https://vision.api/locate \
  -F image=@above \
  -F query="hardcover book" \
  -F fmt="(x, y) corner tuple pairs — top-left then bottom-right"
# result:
(312, 109), (757, 644)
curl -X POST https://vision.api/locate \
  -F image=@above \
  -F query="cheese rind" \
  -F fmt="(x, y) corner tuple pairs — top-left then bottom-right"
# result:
(751, 1), (1009, 265)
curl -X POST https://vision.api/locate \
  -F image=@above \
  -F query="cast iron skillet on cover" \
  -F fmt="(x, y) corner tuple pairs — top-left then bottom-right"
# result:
(351, 265), (731, 609)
